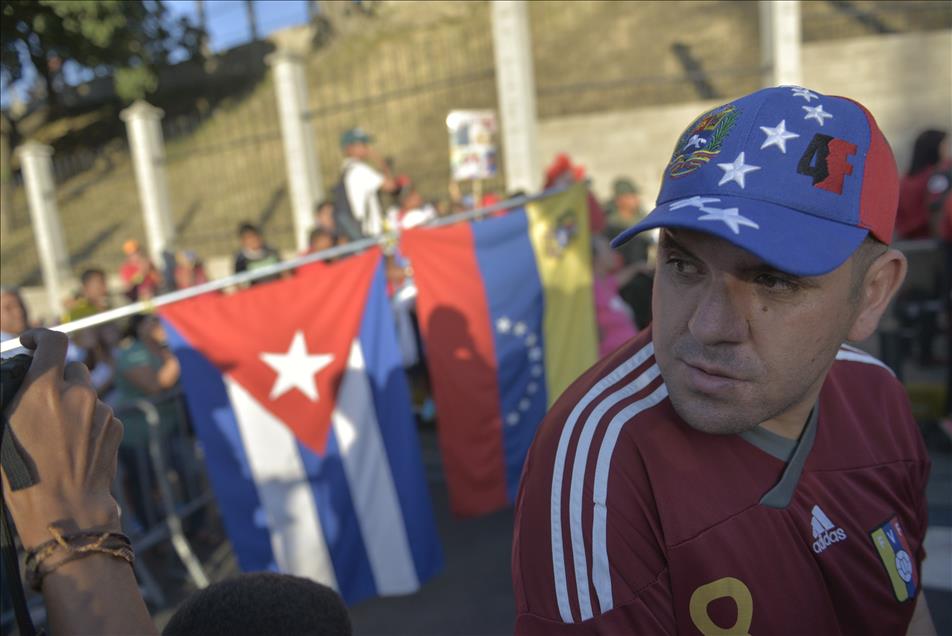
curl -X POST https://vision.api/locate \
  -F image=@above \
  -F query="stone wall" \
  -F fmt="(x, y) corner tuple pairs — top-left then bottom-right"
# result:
(538, 30), (952, 205)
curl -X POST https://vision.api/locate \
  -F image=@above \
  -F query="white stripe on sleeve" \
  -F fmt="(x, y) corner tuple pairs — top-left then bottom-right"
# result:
(836, 345), (894, 375)
(568, 363), (660, 620)
(549, 342), (654, 623)
(591, 383), (669, 615)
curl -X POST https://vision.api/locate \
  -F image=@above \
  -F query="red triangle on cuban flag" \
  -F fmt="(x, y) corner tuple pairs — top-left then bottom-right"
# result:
(161, 249), (381, 455)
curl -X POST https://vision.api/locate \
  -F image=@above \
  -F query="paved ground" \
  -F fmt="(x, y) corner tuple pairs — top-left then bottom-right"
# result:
(346, 429), (515, 636)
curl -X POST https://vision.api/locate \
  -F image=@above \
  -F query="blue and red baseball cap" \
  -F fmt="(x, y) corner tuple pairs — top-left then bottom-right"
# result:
(612, 86), (899, 276)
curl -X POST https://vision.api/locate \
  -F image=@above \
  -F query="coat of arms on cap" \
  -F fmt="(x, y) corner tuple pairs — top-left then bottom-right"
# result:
(668, 105), (739, 178)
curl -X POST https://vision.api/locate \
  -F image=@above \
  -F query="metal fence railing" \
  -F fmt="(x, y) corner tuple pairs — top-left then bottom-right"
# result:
(163, 80), (292, 261)
(1, 142), (142, 289)
(113, 393), (212, 599)
(0, 389), (216, 634)
(53, 143), (143, 287)
(0, 173), (37, 287)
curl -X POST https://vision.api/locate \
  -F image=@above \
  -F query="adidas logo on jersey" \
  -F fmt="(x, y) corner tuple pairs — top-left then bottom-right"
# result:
(811, 505), (847, 554)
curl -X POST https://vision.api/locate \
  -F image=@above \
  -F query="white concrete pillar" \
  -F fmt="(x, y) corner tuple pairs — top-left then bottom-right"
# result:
(268, 49), (324, 252)
(121, 100), (175, 266)
(16, 141), (70, 317)
(491, 0), (541, 194)
(760, 1), (802, 87)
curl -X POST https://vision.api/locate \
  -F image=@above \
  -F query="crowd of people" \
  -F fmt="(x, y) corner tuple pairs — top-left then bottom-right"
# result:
(0, 104), (949, 634)
(1, 119), (949, 449)
(3, 121), (950, 421)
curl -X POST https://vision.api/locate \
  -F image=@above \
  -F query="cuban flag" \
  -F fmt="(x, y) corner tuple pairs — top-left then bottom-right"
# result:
(401, 184), (598, 516)
(161, 249), (442, 604)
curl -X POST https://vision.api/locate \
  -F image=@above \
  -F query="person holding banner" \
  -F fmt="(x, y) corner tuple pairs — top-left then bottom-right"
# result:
(512, 87), (936, 634)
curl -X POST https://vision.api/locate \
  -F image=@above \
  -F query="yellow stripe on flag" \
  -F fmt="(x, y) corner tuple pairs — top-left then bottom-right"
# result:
(871, 528), (909, 602)
(527, 183), (598, 406)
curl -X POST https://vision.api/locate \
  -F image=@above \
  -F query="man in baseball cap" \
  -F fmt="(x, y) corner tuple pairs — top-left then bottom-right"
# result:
(335, 127), (398, 239)
(512, 87), (935, 634)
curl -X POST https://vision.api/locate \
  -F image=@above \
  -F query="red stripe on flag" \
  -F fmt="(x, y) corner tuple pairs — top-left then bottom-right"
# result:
(402, 224), (509, 516)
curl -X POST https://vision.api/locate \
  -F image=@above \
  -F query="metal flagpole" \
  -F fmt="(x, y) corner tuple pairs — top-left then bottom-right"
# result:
(1, 184), (572, 355)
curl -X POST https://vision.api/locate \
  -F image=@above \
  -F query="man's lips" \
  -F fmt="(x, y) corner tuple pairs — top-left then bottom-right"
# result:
(681, 359), (747, 382)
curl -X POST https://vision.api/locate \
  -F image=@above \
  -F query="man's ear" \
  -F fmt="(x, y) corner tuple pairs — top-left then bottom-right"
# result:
(847, 248), (907, 342)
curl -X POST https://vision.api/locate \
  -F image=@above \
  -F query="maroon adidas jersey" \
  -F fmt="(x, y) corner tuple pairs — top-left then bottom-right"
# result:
(512, 328), (930, 635)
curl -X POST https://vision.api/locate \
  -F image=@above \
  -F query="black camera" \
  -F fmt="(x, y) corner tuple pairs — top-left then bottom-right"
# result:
(1, 352), (39, 636)
(1, 354), (33, 412)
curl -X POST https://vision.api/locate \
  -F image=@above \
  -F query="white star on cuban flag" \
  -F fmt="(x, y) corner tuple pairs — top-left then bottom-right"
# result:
(260, 331), (334, 402)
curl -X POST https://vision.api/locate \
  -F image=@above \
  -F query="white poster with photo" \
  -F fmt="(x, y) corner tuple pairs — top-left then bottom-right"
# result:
(447, 110), (498, 181)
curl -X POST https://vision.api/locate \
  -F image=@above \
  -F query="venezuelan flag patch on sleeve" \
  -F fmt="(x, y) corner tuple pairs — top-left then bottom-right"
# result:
(868, 516), (918, 602)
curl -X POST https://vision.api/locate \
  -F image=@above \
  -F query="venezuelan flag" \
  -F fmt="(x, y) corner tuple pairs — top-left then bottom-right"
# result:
(402, 184), (597, 516)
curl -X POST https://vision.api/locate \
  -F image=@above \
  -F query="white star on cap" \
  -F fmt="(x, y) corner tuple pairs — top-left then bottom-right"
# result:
(717, 152), (761, 189)
(759, 120), (800, 154)
(260, 331), (334, 402)
(496, 317), (511, 333)
(670, 196), (722, 211)
(697, 207), (760, 235)
(790, 87), (819, 102)
(803, 104), (833, 126)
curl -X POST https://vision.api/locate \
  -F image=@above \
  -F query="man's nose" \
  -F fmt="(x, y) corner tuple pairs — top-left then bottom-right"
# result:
(687, 275), (750, 346)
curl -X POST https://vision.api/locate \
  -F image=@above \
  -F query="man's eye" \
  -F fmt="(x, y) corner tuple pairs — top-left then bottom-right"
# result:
(755, 273), (798, 291)
(667, 257), (698, 275)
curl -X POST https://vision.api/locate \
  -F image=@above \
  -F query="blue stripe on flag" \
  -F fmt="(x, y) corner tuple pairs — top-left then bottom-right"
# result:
(163, 319), (277, 572)
(471, 210), (549, 502)
(296, 434), (377, 604)
(358, 265), (444, 583)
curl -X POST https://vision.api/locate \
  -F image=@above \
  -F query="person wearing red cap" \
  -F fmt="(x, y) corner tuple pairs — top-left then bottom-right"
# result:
(543, 153), (607, 235)
(119, 239), (163, 301)
(513, 86), (936, 634)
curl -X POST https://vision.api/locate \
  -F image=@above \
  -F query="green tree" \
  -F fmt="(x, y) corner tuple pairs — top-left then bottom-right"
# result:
(0, 0), (201, 107)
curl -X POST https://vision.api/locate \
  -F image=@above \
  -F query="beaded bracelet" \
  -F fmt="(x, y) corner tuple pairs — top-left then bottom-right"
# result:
(24, 525), (134, 591)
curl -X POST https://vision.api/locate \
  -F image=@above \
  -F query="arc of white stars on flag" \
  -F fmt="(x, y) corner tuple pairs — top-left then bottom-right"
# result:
(495, 316), (544, 427)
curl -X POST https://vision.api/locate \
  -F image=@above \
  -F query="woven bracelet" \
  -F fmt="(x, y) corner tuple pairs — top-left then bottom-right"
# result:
(25, 525), (134, 592)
